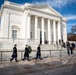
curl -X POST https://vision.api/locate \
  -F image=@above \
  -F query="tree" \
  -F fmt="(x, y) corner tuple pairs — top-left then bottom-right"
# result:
(68, 34), (76, 41)
(71, 25), (76, 33)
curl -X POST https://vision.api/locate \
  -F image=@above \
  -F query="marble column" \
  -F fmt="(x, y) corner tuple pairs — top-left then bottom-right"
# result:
(53, 20), (56, 44)
(47, 19), (51, 44)
(27, 14), (30, 39)
(35, 16), (38, 39)
(41, 17), (44, 44)
(58, 21), (61, 42)
(4, 12), (10, 38)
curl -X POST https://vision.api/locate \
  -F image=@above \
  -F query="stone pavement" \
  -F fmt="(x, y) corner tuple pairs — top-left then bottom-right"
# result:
(0, 54), (76, 75)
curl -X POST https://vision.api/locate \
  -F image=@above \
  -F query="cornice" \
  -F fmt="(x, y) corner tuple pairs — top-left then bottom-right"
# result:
(2, 4), (23, 12)
(28, 4), (48, 8)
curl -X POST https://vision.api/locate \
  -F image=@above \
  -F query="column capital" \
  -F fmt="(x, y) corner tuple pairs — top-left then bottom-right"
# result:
(35, 15), (38, 18)
(27, 13), (31, 16)
(47, 18), (50, 21)
(53, 20), (56, 22)
(41, 17), (44, 19)
(57, 21), (61, 23)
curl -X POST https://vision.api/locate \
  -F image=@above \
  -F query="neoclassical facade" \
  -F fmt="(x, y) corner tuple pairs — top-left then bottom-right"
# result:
(0, 1), (67, 49)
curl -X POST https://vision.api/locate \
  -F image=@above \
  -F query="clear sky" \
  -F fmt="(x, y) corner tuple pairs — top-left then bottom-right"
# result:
(0, 0), (76, 33)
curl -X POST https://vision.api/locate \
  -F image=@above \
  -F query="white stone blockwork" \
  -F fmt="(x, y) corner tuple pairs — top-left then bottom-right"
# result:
(0, 1), (67, 50)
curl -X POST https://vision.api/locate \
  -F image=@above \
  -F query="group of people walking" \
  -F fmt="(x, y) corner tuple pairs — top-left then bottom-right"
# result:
(66, 41), (75, 55)
(10, 41), (76, 62)
(10, 44), (42, 62)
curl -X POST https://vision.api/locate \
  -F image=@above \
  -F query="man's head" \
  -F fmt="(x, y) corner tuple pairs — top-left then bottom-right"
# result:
(14, 44), (17, 47)
(26, 45), (28, 47)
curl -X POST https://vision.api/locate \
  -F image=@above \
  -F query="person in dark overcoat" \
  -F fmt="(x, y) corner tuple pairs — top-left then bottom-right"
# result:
(66, 41), (70, 55)
(36, 44), (42, 60)
(59, 39), (61, 44)
(72, 43), (75, 50)
(10, 44), (18, 62)
(22, 45), (30, 61)
(70, 43), (74, 54)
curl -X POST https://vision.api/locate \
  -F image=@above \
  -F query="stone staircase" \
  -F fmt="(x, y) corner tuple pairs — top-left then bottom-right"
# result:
(29, 44), (64, 50)
(41, 44), (57, 50)
(0, 41), (65, 51)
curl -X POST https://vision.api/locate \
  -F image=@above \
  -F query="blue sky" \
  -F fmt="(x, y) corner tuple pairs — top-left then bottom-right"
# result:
(0, 0), (76, 33)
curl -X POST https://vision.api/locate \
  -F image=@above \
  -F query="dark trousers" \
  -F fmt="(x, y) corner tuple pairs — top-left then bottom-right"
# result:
(67, 47), (70, 55)
(23, 56), (29, 60)
(23, 52), (29, 60)
(70, 48), (73, 54)
(10, 57), (18, 62)
(36, 55), (41, 59)
(67, 47), (74, 55)
(67, 49), (70, 55)
(36, 54), (42, 60)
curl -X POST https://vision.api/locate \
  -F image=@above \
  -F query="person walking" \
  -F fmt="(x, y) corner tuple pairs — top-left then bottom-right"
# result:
(66, 41), (70, 55)
(10, 44), (18, 62)
(56, 41), (58, 48)
(70, 43), (75, 54)
(28, 45), (32, 54)
(36, 44), (42, 60)
(59, 39), (61, 45)
(72, 43), (75, 50)
(22, 45), (30, 61)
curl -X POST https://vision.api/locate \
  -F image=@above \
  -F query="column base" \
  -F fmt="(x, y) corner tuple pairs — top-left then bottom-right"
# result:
(48, 41), (51, 44)
(53, 41), (56, 45)
(42, 41), (44, 44)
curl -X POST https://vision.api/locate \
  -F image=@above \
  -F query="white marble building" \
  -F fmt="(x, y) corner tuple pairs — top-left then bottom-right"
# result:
(0, 1), (67, 50)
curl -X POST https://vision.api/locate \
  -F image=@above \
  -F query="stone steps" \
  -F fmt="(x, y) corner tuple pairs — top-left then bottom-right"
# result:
(0, 42), (65, 51)
(29, 44), (64, 50)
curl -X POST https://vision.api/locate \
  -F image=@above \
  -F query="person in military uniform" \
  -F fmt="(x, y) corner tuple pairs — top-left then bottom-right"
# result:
(36, 44), (42, 60)
(10, 44), (18, 62)
(22, 45), (30, 61)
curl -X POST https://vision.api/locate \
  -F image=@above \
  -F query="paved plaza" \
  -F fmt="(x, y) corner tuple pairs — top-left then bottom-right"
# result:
(0, 54), (76, 75)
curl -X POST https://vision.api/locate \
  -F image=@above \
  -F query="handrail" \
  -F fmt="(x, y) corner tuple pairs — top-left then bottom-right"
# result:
(0, 50), (64, 52)
(0, 50), (66, 61)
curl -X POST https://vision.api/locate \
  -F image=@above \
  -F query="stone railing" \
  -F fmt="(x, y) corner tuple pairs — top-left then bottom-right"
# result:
(0, 49), (68, 61)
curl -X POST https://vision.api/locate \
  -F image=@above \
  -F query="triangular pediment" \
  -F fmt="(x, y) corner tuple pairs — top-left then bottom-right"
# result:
(37, 7), (57, 15)
(29, 4), (62, 17)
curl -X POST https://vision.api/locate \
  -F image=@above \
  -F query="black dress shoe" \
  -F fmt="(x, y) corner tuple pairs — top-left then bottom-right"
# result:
(27, 59), (30, 61)
(22, 59), (25, 61)
(40, 58), (42, 60)
(16, 61), (19, 62)
(10, 59), (12, 62)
